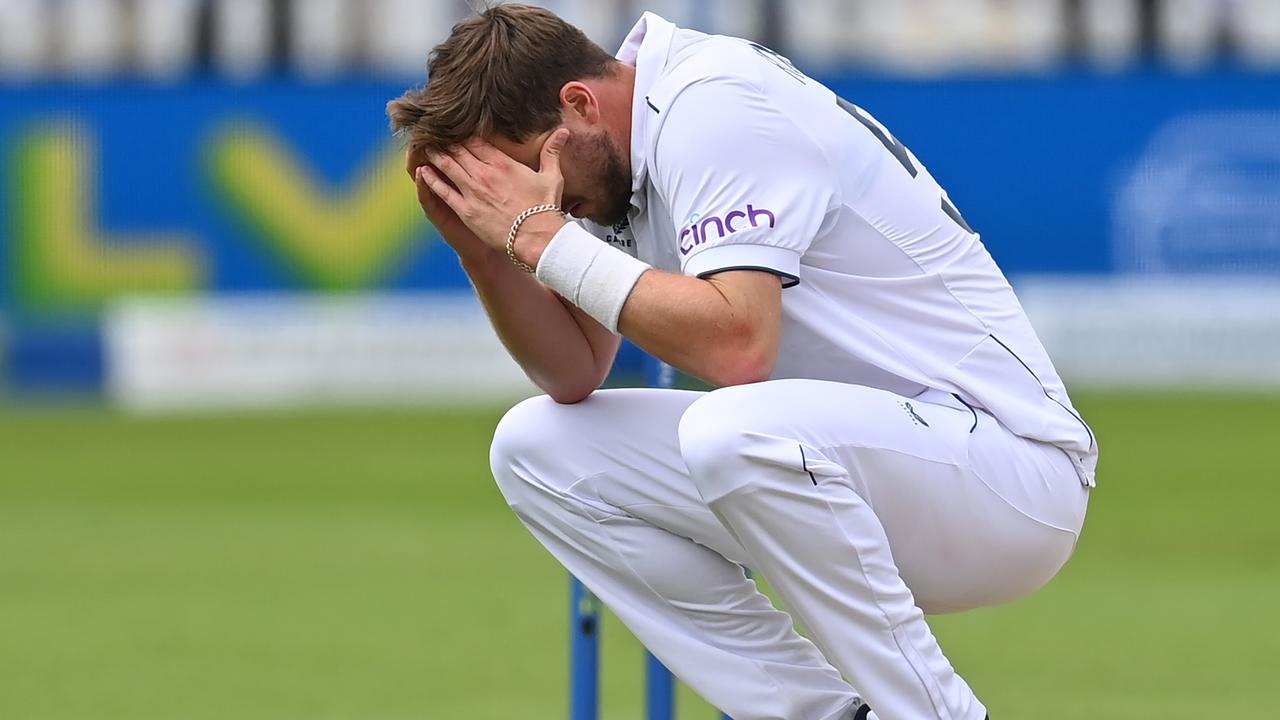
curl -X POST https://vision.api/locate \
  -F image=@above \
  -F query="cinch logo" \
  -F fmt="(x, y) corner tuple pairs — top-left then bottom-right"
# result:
(678, 204), (776, 256)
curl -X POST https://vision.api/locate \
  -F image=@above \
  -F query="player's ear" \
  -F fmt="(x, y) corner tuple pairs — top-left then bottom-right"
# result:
(559, 81), (600, 125)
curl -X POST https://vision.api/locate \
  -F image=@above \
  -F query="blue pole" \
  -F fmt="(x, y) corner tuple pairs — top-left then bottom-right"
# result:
(570, 576), (600, 720)
(645, 354), (678, 720)
(583, 353), (733, 719)
(647, 652), (676, 720)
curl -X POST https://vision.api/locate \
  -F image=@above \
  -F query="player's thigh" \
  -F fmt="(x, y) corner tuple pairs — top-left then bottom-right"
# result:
(492, 388), (696, 485)
(825, 435), (1081, 614)
(839, 392), (1086, 612)
(680, 379), (1083, 612)
(491, 388), (753, 566)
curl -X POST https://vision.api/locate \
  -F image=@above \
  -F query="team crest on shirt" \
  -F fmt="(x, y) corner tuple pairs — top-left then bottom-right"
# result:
(604, 219), (634, 248)
(678, 204), (777, 256)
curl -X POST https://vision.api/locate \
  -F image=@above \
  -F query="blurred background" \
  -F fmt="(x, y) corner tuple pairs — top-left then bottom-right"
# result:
(0, 1), (1277, 719)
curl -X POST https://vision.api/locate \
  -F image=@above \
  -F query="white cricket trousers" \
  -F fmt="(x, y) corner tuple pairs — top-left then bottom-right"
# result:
(489, 379), (1089, 720)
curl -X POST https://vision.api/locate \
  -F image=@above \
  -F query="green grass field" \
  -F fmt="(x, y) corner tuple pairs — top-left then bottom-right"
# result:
(1, 392), (1277, 720)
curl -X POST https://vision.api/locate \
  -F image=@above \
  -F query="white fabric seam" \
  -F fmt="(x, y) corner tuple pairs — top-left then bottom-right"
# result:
(588, 505), (803, 716)
(814, 483), (955, 720)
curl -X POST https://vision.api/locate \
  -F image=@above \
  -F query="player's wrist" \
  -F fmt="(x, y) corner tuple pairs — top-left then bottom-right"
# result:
(536, 222), (650, 333)
(448, 234), (506, 274)
(509, 212), (567, 270)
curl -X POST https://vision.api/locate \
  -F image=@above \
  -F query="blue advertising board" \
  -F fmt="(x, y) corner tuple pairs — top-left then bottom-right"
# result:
(1, 70), (1278, 392)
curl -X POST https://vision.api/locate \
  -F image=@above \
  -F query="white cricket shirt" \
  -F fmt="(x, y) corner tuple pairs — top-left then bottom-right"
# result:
(590, 13), (1097, 485)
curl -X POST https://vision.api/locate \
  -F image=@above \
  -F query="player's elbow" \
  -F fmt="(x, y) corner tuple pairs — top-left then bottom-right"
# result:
(703, 325), (777, 387)
(548, 389), (593, 405)
(549, 365), (614, 404)
(544, 379), (598, 405)
(710, 354), (774, 387)
(528, 369), (602, 405)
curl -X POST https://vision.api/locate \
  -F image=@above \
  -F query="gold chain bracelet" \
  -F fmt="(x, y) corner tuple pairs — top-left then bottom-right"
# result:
(506, 203), (563, 273)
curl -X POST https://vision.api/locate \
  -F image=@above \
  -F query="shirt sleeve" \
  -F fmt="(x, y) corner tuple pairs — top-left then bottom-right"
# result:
(651, 76), (838, 287)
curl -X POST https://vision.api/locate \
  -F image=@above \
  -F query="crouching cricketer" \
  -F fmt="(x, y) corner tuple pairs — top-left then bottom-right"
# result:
(389, 5), (1095, 719)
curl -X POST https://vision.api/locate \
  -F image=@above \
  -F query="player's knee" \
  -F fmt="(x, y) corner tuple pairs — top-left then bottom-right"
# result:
(489, 394), (567, 504)
(678, 386), (768, 501)
(681, 383), (832, 501)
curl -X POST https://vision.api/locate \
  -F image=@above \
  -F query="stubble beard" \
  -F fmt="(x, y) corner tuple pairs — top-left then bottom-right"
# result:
(577, 130), (633, 227)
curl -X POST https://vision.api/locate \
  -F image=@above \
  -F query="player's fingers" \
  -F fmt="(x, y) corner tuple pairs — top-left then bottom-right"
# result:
(424, 148), (472, 189)
(445, 143), (487, 175)
(416, 164), (467, 213)
(539, 128), (570, 179)
(462, 137), (505, 165)
(405, 141), (431, 177)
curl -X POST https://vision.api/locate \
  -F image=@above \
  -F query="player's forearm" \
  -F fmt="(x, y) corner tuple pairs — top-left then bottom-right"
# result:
(618, 270), (781, 387)
(461, 250), (619, 403)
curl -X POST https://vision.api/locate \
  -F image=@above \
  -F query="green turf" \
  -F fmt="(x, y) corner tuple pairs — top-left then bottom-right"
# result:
(0, 392), (1276, 719)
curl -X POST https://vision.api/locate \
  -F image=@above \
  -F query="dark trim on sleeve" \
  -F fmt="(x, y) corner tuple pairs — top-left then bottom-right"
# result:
(695, 266), (800, 288)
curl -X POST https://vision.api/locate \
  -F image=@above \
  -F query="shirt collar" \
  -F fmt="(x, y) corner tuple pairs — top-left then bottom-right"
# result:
(616, 13), (676, 208)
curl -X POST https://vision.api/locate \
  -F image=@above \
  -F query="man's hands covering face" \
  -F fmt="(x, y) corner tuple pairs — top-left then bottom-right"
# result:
(413, 130), (570, 264)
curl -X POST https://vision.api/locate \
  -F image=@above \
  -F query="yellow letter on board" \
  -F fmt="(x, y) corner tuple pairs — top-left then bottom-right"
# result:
(10, 125), (201, 309)
(208, 124), (424, 290)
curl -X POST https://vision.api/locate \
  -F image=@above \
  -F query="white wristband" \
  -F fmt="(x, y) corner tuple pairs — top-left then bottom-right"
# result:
(535, 222), (650, 333)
